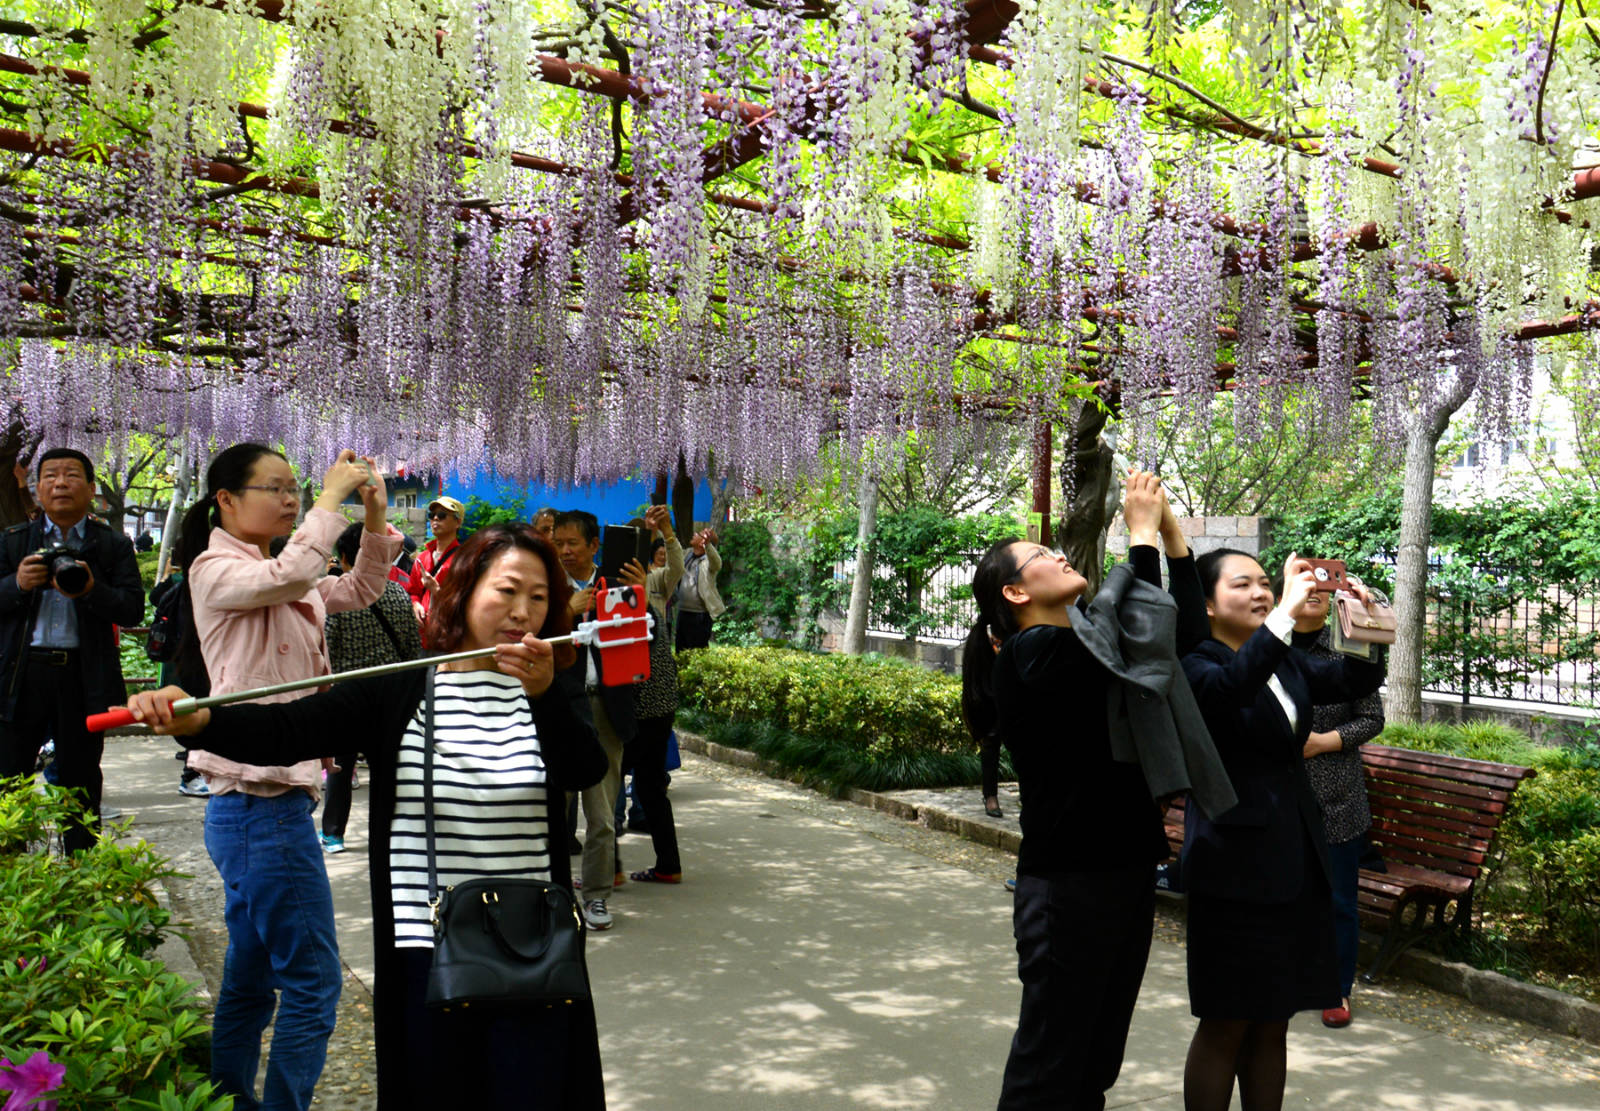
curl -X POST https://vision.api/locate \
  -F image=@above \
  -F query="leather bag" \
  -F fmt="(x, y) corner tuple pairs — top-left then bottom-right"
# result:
(1334, 590), (1397, 646)
(420, 669), (590, 1012)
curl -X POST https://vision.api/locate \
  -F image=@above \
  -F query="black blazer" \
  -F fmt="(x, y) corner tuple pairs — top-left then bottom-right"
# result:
(0, 516), (145, 719)
(1179, 624), (1383, 904)
(194, 667), (608, 1110)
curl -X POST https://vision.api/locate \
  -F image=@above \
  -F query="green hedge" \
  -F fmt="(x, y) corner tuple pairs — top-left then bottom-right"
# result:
(675, 646), (1010, 792)
(0, 780), (232, 1110)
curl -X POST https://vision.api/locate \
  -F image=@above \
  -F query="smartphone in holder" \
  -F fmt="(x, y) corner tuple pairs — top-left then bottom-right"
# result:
(599, 525), (651, 584)
(1304, 558), (1350, 593)
(594, 578), (652, 686)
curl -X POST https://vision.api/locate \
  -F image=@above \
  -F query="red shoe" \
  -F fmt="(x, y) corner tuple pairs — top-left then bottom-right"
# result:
(1322, 1004), (1352, 1028)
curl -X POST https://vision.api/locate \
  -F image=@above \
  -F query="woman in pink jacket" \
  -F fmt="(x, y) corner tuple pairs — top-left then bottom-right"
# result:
(174, 442), (401, 1111)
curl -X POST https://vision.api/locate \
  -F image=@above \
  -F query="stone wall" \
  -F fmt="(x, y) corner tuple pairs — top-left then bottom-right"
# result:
(1106, 514), (1274, 558)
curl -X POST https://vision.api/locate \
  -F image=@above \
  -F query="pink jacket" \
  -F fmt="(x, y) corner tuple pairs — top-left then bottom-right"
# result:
(187, 507), (403, 798)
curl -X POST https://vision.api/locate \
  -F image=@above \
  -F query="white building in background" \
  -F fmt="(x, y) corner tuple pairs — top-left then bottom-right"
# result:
(1433, 353), (1590, 506)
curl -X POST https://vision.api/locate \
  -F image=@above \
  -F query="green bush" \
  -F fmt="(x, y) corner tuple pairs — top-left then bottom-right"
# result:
(0, 780), (232, 1110)
(675, 646), (1009, 792)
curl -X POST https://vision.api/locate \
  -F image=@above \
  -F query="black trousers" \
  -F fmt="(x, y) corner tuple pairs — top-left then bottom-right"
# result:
(998, 868), (1156, 1111)
(1, 651), (104, 852)
(622, 714), (681, 874)
(675, 610), (713, 651)
(321, 752), (359, 838)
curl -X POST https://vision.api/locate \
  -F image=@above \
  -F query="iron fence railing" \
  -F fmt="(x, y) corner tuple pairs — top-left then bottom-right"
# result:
(832, 554), (1600, 708)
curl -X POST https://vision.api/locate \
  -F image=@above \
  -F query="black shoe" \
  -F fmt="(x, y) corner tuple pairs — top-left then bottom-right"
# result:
(626, 819), (651, 833)
(568, 837), (583, 855)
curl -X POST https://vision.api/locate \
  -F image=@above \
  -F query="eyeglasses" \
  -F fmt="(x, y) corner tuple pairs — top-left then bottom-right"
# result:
(1011, 547), (1055, 579)
(427, 509), (453, 519)
(239, 485), (299, 501)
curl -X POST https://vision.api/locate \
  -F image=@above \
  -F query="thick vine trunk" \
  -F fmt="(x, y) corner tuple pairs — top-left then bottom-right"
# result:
(0, 417), (39, 527)
(671, 452), (696, 538)
(841, 465), (880, 655)
(1055, 403), (1116, 598)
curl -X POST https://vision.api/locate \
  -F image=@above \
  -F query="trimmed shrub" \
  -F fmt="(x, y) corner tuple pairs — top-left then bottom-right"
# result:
(0, 780), (232, 1110)
(676, 646), (1010, 791)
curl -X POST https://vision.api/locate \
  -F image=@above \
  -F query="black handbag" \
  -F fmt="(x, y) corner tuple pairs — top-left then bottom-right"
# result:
(420, 669), (591, 1012)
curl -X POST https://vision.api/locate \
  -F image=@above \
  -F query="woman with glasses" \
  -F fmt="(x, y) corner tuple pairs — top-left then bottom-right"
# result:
(962, 472), (1206, 1111)
(173, 442), (401, 1111)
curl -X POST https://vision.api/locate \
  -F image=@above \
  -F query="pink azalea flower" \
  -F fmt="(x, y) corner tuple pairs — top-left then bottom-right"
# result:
(0, 1050), (66, 1111)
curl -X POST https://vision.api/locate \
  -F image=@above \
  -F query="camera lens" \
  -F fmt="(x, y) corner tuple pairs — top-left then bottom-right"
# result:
(51, 556), (88, 595)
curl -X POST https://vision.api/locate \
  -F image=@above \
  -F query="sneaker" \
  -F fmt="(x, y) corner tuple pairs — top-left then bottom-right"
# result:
(178, 777), (211, 798)
(320, 834), (346, 854)
(582, 899), (613, 931)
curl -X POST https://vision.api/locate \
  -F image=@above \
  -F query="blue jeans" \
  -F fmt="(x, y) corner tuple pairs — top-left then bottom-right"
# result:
(1328, 836), (1364, 998)
(204, 791), (341, 1111)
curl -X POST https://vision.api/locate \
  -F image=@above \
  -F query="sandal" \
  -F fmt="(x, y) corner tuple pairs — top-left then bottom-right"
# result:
(629, 868), (682, 884)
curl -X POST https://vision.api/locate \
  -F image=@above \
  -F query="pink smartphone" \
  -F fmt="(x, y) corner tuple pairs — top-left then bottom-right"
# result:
(1304, 558), (1350, 593)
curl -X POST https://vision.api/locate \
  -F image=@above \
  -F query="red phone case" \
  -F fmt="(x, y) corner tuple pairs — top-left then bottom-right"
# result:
(594, 578), (652, 686)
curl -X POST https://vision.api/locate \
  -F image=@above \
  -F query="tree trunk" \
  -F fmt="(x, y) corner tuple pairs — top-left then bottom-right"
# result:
(154, 444), (191, 580)
(1387, 376), (1473, 723)
(0, 417), (39, 527)
(709, 475), (733, 526)
(1387, 422), (1442, 724)
(1056, 403), (1117, 597)
(671, 451), (696, 539)
(841, 465), (880, 656)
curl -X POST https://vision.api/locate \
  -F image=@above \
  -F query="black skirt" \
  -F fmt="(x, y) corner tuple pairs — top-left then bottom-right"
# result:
(1185, 830), (1339, 1020)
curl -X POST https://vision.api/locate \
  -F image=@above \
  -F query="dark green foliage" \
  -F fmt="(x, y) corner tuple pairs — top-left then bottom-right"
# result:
(675, 646), (1011, 792)
(1263, 482), (1600, 702)
(0, 780), (233, 1109)
(461, 494), (526, 531)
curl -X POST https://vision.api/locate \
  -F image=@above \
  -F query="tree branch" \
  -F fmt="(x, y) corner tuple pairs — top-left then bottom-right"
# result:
(1535, 0), (1565, 147)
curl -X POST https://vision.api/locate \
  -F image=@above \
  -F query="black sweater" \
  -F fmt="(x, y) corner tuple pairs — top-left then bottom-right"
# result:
(194, 665), (608, 1110)
(994, 546), (1190, 875)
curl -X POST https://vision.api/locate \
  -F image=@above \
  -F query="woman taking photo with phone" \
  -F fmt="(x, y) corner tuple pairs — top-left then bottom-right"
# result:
(963, 472), (1219, 1111)
(127, 524), (608, 1109)
(175, 443), (400, 1111)
(1176, 550), (1385, 1111)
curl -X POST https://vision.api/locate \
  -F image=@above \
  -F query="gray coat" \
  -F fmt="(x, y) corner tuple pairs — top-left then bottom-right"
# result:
(1071, 563), (1238, 820)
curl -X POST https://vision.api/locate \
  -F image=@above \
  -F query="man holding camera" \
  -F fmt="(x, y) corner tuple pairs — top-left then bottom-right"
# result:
(0, 448), (144, 851)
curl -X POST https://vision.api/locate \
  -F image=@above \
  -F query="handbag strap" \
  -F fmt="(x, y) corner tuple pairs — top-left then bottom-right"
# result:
(423, 667), (441, 925)
(369, 597), (413, 662)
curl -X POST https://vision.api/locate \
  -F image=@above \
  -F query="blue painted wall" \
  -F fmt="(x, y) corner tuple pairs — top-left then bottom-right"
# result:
(447, 474), (718, 530)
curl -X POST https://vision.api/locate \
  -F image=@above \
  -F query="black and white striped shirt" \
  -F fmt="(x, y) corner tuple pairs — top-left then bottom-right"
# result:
(389, 670), (552, 948)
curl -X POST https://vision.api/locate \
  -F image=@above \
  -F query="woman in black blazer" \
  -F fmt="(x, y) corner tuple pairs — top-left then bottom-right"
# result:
(1174, 549), (1384, 1111)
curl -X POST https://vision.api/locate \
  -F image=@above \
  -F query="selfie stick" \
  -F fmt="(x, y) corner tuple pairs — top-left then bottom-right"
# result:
(85, 612), (652, 733)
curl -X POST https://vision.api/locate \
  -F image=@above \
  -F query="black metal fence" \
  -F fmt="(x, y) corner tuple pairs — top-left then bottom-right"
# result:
(835, 554), (1600, 708)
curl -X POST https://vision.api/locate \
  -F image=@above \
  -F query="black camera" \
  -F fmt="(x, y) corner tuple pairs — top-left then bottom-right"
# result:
(35, 546), (89, 595)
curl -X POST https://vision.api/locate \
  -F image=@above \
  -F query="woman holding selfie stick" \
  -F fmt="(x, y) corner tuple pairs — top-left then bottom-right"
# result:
(1175, 550), (1385, 1111)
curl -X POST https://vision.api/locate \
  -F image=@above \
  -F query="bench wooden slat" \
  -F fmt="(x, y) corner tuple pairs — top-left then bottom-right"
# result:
(1365, 801), (1499, 842)
(1365, 781), (1509, 818)
(1362, 745), (1537, 783)
(1363, 765), (1515, 805)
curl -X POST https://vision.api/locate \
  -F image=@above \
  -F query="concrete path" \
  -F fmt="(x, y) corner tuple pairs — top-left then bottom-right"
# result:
(101, 737), (1600, 1111)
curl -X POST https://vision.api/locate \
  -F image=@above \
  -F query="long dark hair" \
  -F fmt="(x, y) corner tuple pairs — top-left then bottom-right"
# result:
(172, 443), (286, 679)
(960, 538), (1023, 744)
(423, 524), (577, 670)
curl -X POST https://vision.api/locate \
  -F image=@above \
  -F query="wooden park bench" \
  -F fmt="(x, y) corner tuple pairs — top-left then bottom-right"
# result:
(1161, 742), (1535, 982)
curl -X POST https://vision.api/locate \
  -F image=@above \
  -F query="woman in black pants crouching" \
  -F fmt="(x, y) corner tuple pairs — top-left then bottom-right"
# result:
(963, 472), (1211, 1111)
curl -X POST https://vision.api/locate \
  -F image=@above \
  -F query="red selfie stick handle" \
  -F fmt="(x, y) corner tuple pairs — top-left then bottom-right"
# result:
(86, 707), (146, 732)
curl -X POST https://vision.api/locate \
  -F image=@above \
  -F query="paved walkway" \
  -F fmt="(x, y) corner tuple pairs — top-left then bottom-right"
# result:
(102, 737), (1600, 1110)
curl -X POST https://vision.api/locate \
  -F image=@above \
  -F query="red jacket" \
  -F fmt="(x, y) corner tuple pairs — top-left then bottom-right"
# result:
(405, 538), (460, 618)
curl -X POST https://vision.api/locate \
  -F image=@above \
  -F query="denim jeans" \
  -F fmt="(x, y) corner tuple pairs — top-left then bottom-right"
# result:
(204, 791), (341, 1111)
(1328, 835), (1364, 998)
